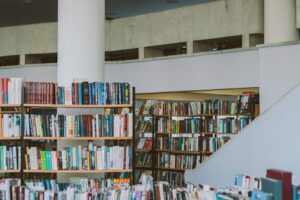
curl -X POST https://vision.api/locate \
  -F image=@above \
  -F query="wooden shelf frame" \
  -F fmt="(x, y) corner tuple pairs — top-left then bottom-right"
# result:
(24, 104), (133, 109)
(0, 170), (21, 173)
(23, 136), (132, 141)
(23, 169), (132, 174)
(0, 104), (22, 108)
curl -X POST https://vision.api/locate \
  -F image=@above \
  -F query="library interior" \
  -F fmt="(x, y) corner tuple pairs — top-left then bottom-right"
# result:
(0, 0), (299, 199)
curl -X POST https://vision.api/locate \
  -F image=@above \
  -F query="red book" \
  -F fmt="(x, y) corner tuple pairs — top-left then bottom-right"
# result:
(266, 169), (292, 200)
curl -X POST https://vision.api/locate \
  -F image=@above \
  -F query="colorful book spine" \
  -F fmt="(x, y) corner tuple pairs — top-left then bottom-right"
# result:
(25, 143), (132, 171)
(0, 78), (23, 105)
(24, 113), (133, 138)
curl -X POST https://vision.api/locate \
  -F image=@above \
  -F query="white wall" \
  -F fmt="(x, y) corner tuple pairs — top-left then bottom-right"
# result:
(0, 64), (57, 82)
(0, 49), (260, 93)
(106, 49), (260, 93)
(258, 43), (300, 112)
(185, 81), (300, 187)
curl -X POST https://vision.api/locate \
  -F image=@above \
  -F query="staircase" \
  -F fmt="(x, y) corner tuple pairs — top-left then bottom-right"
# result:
(185, 82), (300, 187)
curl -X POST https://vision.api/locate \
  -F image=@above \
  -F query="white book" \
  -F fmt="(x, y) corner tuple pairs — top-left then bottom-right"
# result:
(95, 115), (99, 137)
(12, 147), (17, 170)
(3, 146), (7, 170)
(127, 113), (133, 137)
(78, 145), (82, 170)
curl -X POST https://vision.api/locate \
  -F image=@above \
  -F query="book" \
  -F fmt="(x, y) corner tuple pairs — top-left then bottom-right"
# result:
(266, 169), (292, 200)
(0, 78), (23, 105)
(25, 143), (132, 170)
(24, 113), (133, 138)
(0, 114), (21, 138)
(24, 81), (131, 105)
(261, 177), (282, 200)
(0, 146), (21, 170)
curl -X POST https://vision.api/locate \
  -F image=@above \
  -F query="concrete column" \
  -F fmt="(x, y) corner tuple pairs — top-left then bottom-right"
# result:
(19, 55), (25, 65)
(242, 34), (250, 48)
(187, 40), (194, 55)
(264, 0), (299, 44)
(138, 47), (144, 59)
(57, 0), (105, 86)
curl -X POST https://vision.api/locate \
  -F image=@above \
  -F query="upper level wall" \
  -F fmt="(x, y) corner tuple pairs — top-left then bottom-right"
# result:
(0, 23), (57, 57)
(0, 0), (263, 57)
(107, 0), (264, 51)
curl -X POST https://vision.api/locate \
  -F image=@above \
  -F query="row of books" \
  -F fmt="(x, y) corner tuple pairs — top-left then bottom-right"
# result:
(201, 136), (230, 152)
(0, 146), (21, 170)
(157, 153), (197, 170)
(6, 174), (153, 200)
(157, 117), (253, 134)
(136, 138), (153, 150)
(25, 144), (132, 170)
(136, 152), (152, 167)
(0, 78), (23, 105)
(156, 171), (185, 187)
(0, 114), (21, 138)
(24, 81), (131, 105)
(135, 119), (153, 133)
(156, 137), (199, 152)
(24, 113), (133, 138)
(137, 94), (259, 116)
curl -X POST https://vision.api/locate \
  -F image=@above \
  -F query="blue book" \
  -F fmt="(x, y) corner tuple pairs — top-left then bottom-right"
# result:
(78, 82), (83, 105)
(261, 177), (282, 200)
(251, 190), (273, 200)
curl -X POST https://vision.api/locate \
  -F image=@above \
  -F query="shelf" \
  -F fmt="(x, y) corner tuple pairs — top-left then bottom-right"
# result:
(24, 104), (133, 109)
(23, 169), (132, 174)
(155, 132), (171, 135)
(23, 136), (132, 141)
(200, 151), (214, 155)
(0, 137), (21, 140)
(135, 166), (152, 170)
(155, 167), (185, 171)
(171, 150), (200, 155)
(136, 149), (151, 152)
(0, 104), (21, 108)
(201, 132), (238, 135)
(0, 170), (20, 173)
(155, 149), (170, 153)
(154, 113), (254, 118)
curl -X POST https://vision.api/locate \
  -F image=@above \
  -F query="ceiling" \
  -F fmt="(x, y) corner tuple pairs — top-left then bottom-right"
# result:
(0, 0), (212, 27)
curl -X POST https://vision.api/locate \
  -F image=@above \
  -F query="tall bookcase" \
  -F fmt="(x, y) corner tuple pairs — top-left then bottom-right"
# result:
(0, 81), (136, 184)
(135, 96), (259, 186)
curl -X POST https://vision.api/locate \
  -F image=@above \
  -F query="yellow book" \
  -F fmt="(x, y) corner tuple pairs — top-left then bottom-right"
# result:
(87, 151), (90, 170)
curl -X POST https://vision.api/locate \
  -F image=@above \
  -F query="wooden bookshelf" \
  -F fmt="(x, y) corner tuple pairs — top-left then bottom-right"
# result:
(0, 170), (21, 173)
(135, 166), (152, 170)
(0, 104), (21, 108)
(24, 104), (132, 109)
(155, 132), (171, 135)
(200, 151), (214, 155)
(23, 169), (132, 174)
(171, 150), (200, 155)
(135, 149), (151, 152)
(23, 136), (132, 141)
(155, 167), (185, 171)
(155, 149), (170, 153)
(154, 113), (253, 118)
(0, 137), (21, 140)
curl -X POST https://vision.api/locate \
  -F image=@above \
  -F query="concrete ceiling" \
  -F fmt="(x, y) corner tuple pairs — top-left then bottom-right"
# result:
(0, 0), (212, 27)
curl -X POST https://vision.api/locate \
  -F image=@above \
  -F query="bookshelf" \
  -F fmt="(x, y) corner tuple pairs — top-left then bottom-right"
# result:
(0, 79), (137, 185)
(135, 95), (259, 186)
(134, 114), (155, 183)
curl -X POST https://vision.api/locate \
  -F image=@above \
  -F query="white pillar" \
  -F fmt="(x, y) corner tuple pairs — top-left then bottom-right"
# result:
(264, 0), (299, 44)
(58, 0), (105, 86)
